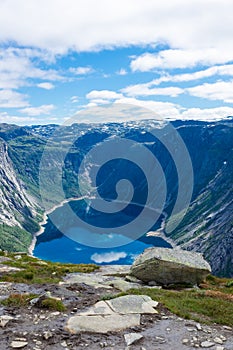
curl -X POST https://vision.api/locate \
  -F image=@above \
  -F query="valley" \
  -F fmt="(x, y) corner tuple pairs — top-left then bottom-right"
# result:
(0, 118), (232, 277)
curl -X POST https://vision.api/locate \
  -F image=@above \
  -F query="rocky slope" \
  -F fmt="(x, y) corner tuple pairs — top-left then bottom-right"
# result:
(169, 156), (233, 277)
(0, 137), (39, 251)
(0, 254), (232, 350)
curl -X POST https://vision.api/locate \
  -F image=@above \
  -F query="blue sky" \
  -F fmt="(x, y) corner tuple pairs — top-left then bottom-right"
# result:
(1, 0), (233, 124)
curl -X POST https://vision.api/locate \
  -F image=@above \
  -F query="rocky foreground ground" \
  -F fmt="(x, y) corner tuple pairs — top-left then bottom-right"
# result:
(0, 258), (232, 350)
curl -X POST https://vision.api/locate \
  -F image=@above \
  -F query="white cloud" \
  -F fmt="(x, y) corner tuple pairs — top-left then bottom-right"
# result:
(0, 1), (233, 54)
(0, 47), (63, 90)
(80, 97), (181, 122)
(69, 66), (93, 75)
(181, 107), (233, 121)
(0, 112), (35, 124)
(0, 89), (29, 108)
(167, 65), (233, 83)
(81, 95), (233, 123)
(20, 104), (55, 116)
(70, 95), (79, 103)
(123, 64), (233, 97)
(86, 90), (123, 101)
(37, 82), (55, 90)
(122, 85), (183, 97)
(0, 111), (61, 125)
(91, 251), (127, 263)
(115, 97), (181, 119)
(187, 80), (233, 103)
(117, 68), (127, 76)
(130, 49), (233, 72)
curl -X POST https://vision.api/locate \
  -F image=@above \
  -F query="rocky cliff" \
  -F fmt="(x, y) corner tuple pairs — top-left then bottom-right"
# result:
(0, 125), (40, 251)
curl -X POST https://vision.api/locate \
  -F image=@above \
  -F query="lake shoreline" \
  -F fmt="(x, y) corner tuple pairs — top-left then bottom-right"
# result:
(28, 196), (87, 256)
(29, 198), (176, 261)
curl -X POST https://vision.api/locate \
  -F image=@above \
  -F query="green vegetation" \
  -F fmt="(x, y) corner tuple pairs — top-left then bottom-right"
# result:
(120, 276), (233, 326)
(101, 293), (120, 301)
(1, 293), (38, 307)
(0, 224), (32, 252)
(0, 253), (99, 284)
(1, 293), (66, 311)
(40, 297), (66, 311)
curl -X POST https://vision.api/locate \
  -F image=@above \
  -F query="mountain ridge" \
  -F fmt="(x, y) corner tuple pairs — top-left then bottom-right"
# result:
(0, 119), (232, 276)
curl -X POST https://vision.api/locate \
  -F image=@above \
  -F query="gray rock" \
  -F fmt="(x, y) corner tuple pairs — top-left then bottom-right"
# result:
(63, 273), (112, 289)
(66, 314), (141, 333)
(200, 341), (215, 348)
(125, 275), (143, 283)
(148, 281), (158, 286)
(124, 332), (143, 346)
(109, 278), (142, 292)
(196, 323), (202, 331)
(79, 301), (115, 316)
(0, 315), (14, 327)
(65, 294), (159, 334)
(105, 295), (158, 314)
(14, 255), (22, 260)
(130, 247), (211, 285)
(61, 341), (68, 347)
(43, 331), (53, 340)
(219, 335), (226, 341)
(10, 341), (28, 349)
(214, 337), (223, 344)
(30, 291), (52, 306)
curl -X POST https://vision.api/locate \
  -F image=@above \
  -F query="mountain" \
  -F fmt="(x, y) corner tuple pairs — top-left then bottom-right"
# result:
(0, 119), (232, 277)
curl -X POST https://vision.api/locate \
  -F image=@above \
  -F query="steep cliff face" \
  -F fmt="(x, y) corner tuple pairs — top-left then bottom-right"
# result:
(169, 154), (233, 277)
(0, 139), (35, 226)
(0, 138), (39, 251)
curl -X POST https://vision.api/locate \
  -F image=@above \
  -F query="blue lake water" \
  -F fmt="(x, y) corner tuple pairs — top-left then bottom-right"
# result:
(33, 199), (172, 265)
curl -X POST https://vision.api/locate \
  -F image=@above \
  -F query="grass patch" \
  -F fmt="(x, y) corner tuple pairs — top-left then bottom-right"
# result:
(123, 284), (233, 326)
(0, 253), (99, 284)
(1, 293), (66, 311)
(1, 293), (38, 307)
(40, 298), (66, 312)
(101, 293), (120, 301)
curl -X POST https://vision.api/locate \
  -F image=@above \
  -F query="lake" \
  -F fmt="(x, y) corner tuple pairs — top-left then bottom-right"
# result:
(33, 199), (172, 265)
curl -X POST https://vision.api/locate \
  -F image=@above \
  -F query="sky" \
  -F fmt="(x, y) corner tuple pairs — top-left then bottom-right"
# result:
(1, 0), (233, 124)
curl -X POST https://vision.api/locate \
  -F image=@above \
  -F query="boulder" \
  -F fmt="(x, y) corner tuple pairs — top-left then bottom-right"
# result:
(130, 247), (211, 286)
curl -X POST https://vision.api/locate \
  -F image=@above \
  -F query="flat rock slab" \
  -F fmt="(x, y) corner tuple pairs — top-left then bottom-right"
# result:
(79, 301), (115, 316)
(66, 295), (158, 334)
(66, 314), (141, 334)
(106, 295), (158, 314)
(63, 273), (113, 289)
(108, 278), (143, 292)
(63, 268), (142, 292)
(97, 265), (131, 276)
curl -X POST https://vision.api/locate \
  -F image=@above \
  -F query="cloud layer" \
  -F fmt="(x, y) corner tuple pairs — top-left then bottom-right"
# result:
(1, 1), (233, 53)
(1, 1), (233, 124)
